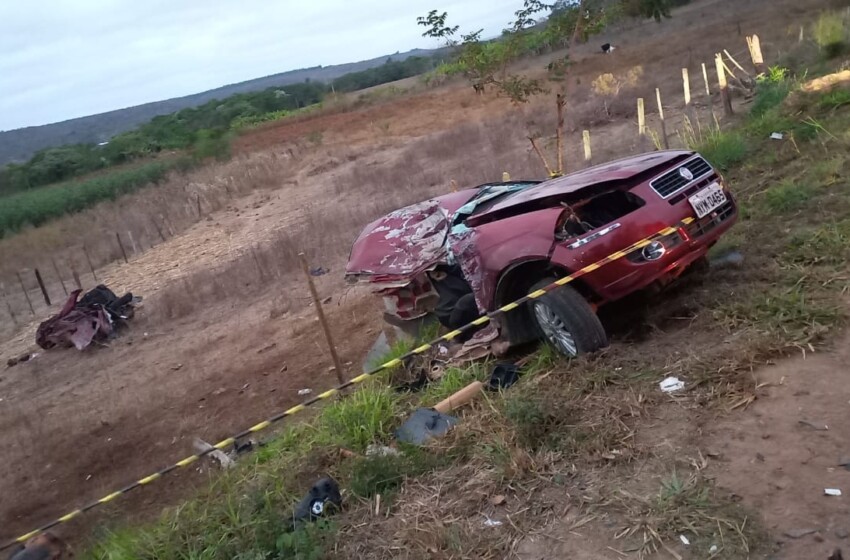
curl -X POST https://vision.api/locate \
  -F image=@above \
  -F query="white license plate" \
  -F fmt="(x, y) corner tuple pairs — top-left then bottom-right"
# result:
(689, 183), (727, 218)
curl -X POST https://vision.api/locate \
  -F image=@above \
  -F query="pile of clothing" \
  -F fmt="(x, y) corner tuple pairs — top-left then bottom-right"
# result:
(36, 285), (141, 351)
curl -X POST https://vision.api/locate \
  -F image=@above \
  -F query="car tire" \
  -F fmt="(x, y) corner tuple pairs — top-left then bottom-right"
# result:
(528, 278), (608, 357)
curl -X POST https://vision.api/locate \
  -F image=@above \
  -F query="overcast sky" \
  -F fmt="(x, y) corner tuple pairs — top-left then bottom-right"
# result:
(0, 0), (523, 131)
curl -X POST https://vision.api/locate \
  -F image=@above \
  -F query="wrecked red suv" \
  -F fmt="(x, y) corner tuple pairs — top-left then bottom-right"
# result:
(345, 150), (737, 357)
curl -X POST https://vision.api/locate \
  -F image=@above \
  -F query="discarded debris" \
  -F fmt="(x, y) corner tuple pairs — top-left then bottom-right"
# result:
(799, 420), (829, 431)
(483, 516), (503, 527)
(297, 388), (312, 396)
(395, 407), (458, 445)
(290, 477), (342, 528)
(709, 544), (718, 554)
(309, 267), (330, 277)
(825, 488), (843, 497)
(8, 532), (70, 560)
(770, 132), (784, 140)
(193, 438), (236, 469)
(36, 285), (140, 351)
(487, 363), (520, 391)
(679, 535), (690, 546)
(434, 381), (484, 413)
(489, 495), (507, 506)
(660, 376), (685, 393)
(366, 444), (400, 457)
(784, 528), (818, 539)
(5, 352), (38, 368)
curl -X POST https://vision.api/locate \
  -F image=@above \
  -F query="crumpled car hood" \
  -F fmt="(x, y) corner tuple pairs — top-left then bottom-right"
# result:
(346, 200), (450, 280)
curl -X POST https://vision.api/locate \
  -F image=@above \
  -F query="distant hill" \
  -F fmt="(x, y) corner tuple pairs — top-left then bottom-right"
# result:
(0, 48), (438, 166)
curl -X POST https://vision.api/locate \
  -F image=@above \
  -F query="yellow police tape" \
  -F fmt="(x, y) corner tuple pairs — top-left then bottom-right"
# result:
(1, 217), (694, 550)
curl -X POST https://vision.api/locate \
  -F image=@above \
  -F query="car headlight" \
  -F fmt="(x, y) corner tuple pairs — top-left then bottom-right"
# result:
(642, 241), (666, 261)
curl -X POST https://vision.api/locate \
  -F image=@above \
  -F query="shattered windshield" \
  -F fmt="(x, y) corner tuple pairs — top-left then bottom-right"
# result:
(453, 182), (539, 223)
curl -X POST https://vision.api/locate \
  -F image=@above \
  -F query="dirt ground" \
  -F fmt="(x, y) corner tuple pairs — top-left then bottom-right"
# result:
(516, 333), (850, 560)
(0, 0), (840, 552)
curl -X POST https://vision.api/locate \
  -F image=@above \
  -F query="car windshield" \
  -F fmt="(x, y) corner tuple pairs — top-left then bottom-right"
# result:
(453, 182), (539, 223)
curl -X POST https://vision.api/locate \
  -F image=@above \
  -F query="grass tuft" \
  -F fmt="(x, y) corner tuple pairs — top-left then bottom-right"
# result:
(693, 128), (747, 171)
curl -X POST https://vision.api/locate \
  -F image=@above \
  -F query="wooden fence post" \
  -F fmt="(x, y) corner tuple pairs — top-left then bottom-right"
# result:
(298, 253), (345, 384)
(116, 232), (129, 264)
(701, 63), (711, 96)
(50, 257), (68, 296)
(747, 34), (766, 75)
(16, 272), (34, 315)
(582, 130), (592, 166)
(1, 282), (17, 324)
(82, 245), (98, 282)
(637, 98), (649, 151)
(34, 269), (51, 306)
(655, 89), (670, 150)
(556, 93), (566, 175)
(682, 68), (692, 106)
(716, 53), (734, 116)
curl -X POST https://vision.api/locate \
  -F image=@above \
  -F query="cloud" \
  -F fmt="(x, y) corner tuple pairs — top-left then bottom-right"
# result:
(0, 0), (521, 131)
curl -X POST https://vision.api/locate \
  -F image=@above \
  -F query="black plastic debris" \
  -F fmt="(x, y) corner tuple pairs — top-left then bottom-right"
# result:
(309, 267), (330, 277)
(487, 363), (520, 391)
(291, 477), (342, 529)
(394, 371), (429, 393)
(395, 407), (458, 445)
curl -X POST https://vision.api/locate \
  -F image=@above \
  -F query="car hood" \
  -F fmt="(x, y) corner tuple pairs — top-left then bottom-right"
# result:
(467, 150), (693, 225)
(346, 185), (542, 281)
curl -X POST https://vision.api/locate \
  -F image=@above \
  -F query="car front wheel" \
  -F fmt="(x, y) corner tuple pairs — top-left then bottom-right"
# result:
(529, 279), (608, 357)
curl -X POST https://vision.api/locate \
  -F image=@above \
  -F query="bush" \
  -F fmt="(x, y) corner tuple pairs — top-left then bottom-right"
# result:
(812, 10), (849, 58)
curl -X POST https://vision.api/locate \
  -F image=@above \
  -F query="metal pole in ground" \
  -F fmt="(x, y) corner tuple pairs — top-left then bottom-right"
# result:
(34, 269), (51, 307)
(16, 272), (34, 315)
(298, 253), (345, 384)
(82, 245), (98, 282)
(116, 232), (129, 264)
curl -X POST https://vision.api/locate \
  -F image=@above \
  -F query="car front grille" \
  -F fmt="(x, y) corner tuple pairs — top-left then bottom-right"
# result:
(650, 156), (714, 198)
(686, 199), (736, 238)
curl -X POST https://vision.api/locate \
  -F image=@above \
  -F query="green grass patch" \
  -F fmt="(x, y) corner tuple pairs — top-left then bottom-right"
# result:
(761, 180), (815, 213)
(694, 129), (747, 171)
(751, 69), (792, 118)
(318, 383), (400, 451)
(812, 10), (849, 58)
(0, 159), (186, 238)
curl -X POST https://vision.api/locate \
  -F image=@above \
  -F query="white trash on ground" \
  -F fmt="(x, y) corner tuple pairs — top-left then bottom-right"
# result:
(660, 376), (685, 393)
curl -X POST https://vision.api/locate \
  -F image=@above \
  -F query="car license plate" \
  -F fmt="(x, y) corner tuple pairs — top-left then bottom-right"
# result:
(689, 182), (727, 218)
